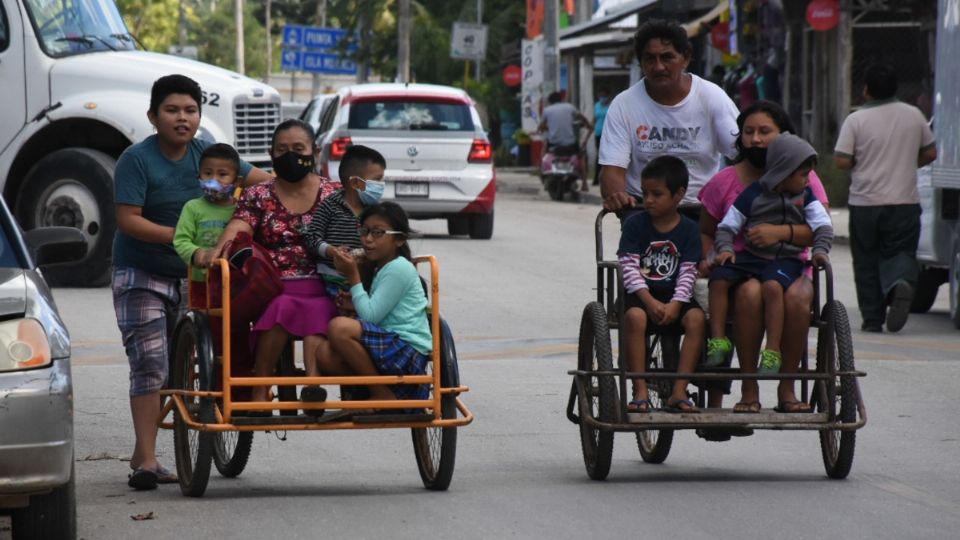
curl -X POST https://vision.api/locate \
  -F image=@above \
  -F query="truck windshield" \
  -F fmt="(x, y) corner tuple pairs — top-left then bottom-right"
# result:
(24, 0), (135, 57)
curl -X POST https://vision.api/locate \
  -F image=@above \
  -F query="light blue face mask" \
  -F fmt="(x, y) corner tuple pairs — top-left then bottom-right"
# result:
(358, 178), (385, 206)
(199, 178), (235, 203)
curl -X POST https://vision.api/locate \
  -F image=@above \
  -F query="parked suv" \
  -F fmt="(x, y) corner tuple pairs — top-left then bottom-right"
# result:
(315, 83), (495, 239)
(0, 195), (87, 539)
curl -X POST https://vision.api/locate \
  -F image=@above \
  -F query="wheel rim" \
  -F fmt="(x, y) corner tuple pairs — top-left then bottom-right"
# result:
(215, 431), (238, 462)
(32, 179), (102, 252)
(639, 337), (670, 449)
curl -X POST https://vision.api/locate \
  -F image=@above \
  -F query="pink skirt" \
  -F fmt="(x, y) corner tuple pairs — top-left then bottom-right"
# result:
(251, 277), (337, 339)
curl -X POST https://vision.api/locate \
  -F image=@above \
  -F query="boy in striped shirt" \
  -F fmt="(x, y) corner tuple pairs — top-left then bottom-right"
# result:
(617, 155), (705, 414)
(305, 145), (387, 302)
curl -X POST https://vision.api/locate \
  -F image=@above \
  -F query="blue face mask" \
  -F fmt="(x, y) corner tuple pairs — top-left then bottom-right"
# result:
(359, 179), (385, 206)
(199, 178), (235, 203)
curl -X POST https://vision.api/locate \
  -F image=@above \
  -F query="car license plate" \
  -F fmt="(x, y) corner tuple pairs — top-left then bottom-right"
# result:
(395, 182), (429, 197)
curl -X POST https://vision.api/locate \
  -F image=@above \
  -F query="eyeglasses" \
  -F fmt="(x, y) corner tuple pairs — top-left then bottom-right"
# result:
(359, 227), (403, 239)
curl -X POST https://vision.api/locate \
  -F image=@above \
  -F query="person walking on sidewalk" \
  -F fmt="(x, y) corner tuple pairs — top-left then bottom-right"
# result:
(599, 18), (738, 222)
(834, 63), (938, 333)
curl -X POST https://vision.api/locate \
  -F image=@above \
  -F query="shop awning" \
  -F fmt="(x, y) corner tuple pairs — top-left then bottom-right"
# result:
(559, 0), (725, 52)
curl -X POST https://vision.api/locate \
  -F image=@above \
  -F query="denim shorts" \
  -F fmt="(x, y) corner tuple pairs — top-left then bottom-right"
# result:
(112, 267), (186, 397)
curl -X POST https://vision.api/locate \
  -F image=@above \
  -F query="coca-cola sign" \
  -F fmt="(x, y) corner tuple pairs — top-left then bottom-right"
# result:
(806, 0), (840, 31)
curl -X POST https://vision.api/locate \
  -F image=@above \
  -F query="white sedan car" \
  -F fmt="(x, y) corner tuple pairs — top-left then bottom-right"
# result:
(316, 83), (495, 239)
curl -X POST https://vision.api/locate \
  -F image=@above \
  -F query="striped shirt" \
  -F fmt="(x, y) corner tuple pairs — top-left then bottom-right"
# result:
(617, 212), (701, 303)
(304, 190), (362, 274)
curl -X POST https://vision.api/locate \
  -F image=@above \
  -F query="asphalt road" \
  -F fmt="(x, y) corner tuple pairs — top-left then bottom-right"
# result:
(58, 171), (960, 539)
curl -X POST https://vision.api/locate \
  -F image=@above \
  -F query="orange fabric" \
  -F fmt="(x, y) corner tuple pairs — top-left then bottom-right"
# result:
(526, 0), (544, 38)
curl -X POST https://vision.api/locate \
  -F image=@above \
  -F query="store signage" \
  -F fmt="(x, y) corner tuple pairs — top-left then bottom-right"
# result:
(807, 0), (840, 31)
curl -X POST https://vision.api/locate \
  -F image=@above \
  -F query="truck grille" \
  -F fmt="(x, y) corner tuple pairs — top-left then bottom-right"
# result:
(234, 102), (280, 157)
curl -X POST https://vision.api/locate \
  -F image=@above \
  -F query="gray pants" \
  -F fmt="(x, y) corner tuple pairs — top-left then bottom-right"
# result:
(849, 204), (920, 327)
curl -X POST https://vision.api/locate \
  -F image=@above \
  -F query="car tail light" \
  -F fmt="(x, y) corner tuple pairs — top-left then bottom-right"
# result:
(330, 136), (353, 161)
(0, 319), (52, 372)
(468, 139), (492, 163)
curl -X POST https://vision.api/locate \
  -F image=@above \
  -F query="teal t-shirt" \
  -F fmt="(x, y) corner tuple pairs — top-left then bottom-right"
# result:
(350, 257), (432, 355)
(112, 136), (252, 278)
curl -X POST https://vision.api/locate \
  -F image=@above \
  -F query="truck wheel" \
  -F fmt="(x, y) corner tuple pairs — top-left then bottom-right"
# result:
(911, 268), (945, 313)
(15, 148), (116, 287)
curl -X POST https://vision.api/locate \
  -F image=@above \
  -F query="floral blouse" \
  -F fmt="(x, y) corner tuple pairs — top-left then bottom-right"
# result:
(233, 178), (340, 278)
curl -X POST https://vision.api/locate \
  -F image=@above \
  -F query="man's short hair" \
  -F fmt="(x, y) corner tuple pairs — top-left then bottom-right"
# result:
(338, 144), (387, 180)
(633, 19), (692, 61)
(864, 64), (897, 100)
(547, 92), (562, 104)
(150, 74), (202, 115)
(641, 155), (689, 195)
(200, 143), (240, 171)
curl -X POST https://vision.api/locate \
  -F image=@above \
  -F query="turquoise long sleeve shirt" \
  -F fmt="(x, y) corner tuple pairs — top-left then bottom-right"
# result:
(350, 257), (432, 355)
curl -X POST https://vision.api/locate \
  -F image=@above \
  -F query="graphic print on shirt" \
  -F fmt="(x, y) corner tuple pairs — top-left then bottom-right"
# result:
(635, 124), (703, 152)
(641, 240), (679, 281)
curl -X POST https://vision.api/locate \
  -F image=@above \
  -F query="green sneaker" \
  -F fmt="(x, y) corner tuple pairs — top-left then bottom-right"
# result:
(758, 349), (782, 374)
(704, 337), (732, 367)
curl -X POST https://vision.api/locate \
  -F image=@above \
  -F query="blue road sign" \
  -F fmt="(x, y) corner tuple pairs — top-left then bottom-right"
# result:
(281, 25), (357, 75)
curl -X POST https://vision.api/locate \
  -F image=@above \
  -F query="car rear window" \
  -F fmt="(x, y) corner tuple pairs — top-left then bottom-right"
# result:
(348, 100), (474, 131)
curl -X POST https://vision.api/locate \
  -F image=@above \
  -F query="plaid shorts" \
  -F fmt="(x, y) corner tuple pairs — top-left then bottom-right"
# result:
(112, 267), (187, 397)
(359, 320), (429, 401)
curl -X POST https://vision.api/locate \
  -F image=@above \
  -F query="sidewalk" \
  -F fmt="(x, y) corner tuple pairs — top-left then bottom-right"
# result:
(495, 167), (850, 241)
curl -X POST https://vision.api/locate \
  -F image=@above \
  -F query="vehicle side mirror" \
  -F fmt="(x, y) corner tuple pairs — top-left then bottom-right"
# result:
(24, 227), (88, 266)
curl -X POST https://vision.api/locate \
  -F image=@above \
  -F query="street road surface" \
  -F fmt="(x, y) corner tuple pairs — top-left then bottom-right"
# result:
(58, 171), (960, 539)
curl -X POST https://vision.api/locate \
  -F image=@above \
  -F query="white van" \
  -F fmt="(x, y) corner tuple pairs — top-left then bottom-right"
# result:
(0, 0), (281, 286)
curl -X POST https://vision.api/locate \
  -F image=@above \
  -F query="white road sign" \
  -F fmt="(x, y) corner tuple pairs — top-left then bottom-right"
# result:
(450, 22), (488, 61)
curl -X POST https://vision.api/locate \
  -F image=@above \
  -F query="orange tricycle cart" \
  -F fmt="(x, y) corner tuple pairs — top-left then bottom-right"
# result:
(159, 255), (472, 497)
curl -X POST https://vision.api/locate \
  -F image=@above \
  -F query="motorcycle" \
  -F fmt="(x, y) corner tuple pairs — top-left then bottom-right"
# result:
(540, 143), (586, 201)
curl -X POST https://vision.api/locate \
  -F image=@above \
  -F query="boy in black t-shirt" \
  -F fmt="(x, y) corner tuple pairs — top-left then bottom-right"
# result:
(617, 155), (705, 413)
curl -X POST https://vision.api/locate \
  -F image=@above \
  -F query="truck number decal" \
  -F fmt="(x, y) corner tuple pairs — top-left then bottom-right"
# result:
(201, 91), (221, 107)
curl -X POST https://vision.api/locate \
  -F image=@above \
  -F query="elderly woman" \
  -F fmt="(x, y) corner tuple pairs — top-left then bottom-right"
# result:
(212, 119), (339, 408)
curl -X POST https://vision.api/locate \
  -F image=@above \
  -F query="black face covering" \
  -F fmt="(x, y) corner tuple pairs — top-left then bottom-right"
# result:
(271, 151), (315, 183)
(743, 146), (768, 169)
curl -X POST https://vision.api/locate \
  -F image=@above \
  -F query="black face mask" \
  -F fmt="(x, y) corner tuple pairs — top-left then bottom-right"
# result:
(271, 151), (315, 183)
(743, 146), (768, 169)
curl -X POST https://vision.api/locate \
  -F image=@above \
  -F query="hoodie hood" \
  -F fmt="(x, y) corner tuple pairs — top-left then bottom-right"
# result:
(757, 133), (817, 190)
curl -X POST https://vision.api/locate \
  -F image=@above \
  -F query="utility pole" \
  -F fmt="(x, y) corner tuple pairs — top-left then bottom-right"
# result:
(474, 0), (482, 81)
(265, 0), (272, 80)
(543, 0), (559, 95)
(397, 0), (411, 82)
(312, 0), (327, 95)
(357, 7), (370, 83)
(178, 0), (187, 49)
(235, 0), (245, 75)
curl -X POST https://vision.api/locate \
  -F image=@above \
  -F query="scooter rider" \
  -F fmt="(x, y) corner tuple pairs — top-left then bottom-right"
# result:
(599, 19), (738, 221)
(539, 91), (593, 190)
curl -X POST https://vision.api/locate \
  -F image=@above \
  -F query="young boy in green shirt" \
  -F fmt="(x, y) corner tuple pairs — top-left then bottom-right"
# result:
(174, 143), (242, 283)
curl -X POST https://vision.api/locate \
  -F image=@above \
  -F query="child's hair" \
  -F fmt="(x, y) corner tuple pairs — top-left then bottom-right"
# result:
(150, 74), (202, 115)
(358, 202), (413, 289)
(794, 156), (818, 175)
(338, 145), (387, 180)
(270, 118), (317, 153)
(640, 155), (689, 195)
(200, 143), (241, 174)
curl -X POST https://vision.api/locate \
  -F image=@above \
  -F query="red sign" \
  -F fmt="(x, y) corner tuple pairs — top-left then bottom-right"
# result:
(710, 21), (730, 52)
(807, 0), (840, 31)
(502, 64), (522, 87)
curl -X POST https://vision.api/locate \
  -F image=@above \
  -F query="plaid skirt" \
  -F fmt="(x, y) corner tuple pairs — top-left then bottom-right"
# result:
(359, 320), (429, 401)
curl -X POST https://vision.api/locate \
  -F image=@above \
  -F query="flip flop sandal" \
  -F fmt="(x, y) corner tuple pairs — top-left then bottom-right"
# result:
(127, 468), (158, 491)
(733, 400), (762, 413)
(155, 465), (178, 484)
(774, 400), (813, 414)
(626, 399), (653, 413)
(664, 398), (699, 414)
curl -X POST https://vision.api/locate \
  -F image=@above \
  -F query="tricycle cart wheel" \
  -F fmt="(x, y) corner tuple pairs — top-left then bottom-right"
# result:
(636, 333), (675, 464)
(171, 312), (216, 497)
(577, 302), (617, 480)
(412, 318), (459, 490)
(815, 300), (857, 479)
(213, 431), (253, 478)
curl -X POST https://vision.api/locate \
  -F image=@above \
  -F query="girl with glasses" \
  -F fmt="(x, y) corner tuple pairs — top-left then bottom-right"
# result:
(318, 202), (432, 408)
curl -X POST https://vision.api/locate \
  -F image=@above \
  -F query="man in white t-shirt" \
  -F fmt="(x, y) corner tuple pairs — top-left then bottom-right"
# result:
(599, 19), (738, 219)
(835, 64), (937, 333)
